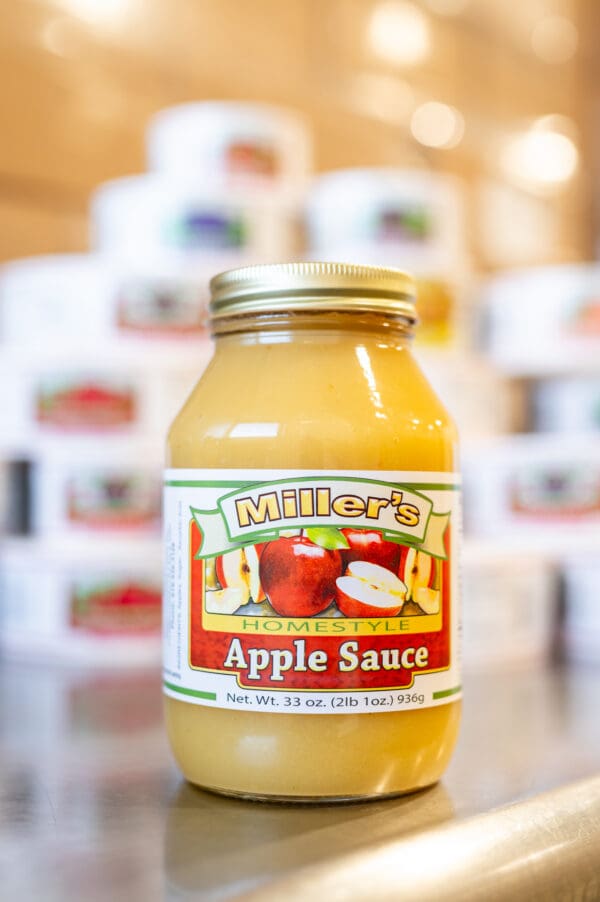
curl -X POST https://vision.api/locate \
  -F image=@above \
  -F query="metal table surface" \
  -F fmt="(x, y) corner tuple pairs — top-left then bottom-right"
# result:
(1, 659), (599, 901)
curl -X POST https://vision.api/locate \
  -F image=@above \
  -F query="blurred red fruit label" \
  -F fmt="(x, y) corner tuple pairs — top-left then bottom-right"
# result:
(569, 298), (600, 336)
(36, 378), (137, 430)
(71, 580), (162, 635)
(226, 140), (279, 178)
(163, 469), (461, 714)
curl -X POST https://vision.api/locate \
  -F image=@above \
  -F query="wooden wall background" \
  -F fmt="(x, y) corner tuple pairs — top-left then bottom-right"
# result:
(0, 0), (597, 267)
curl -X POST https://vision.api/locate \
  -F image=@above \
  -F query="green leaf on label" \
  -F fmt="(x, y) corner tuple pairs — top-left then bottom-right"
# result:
(305, 527), (350, 550)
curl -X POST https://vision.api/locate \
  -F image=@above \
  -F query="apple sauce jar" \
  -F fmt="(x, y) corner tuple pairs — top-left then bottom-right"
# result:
(163, 262), (461, 801)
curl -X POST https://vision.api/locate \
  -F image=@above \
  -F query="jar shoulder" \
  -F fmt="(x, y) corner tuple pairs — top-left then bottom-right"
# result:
(168, 342), (458, 469)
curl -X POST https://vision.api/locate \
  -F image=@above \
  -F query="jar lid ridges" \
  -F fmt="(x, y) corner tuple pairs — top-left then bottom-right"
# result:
(209, 261), (417, 322)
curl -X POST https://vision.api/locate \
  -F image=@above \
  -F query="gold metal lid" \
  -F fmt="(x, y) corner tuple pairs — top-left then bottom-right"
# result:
(209, 261), (417, 322)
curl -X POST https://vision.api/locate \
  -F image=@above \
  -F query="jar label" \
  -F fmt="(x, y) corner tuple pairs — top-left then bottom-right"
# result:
(163, 469), (461, 714)
(225, 139), (279, 178)
(71, 580), (162, 636)
(36, 377), (137, 430)
(67, 471), (161, 529)
(164, 211), (247, 250)
(116, 277), (208, 336)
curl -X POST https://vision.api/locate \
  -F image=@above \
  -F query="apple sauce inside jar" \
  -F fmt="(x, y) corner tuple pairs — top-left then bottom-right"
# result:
(163, 262), (461, 801)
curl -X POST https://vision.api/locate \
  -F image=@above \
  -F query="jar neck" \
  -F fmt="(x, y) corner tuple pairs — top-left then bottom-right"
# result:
(210, 310), (415, 348)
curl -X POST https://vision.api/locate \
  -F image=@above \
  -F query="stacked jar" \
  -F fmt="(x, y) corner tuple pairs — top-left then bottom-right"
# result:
(0, 101), (312, 665)
(465, 265), (600, 666)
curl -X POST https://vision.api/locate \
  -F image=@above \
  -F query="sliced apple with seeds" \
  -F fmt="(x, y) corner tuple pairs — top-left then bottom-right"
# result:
(205, 587), (245, 614)
(336, 561), (407, 618)
(215, 546), (264, 603)
(400, 548), (436, 600)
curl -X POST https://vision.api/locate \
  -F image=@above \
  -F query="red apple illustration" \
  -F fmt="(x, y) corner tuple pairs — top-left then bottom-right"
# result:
(336, 561), (407, 618)
(216, 545), (264, 603)
(259, 536), (342, 617)
(340, 528), (401, 572)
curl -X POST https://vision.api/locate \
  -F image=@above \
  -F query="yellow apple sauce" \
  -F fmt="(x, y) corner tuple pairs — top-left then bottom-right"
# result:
(164, 262), (461, 801)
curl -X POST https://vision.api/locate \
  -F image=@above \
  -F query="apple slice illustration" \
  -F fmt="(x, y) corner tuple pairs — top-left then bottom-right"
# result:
(414, 587), (440, 615)
(215, 546), (264, 603)
(400, 548), (436, 600)
(205, 587), (245, 615)
(204, 557), (220, 591)
(336, 561), (407, 618)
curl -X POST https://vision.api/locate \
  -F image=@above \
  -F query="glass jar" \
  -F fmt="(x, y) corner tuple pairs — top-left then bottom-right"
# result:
(163, 262), (461, 802)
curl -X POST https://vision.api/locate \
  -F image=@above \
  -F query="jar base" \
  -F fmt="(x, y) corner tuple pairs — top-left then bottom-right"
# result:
(184, 778), (439, 805)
